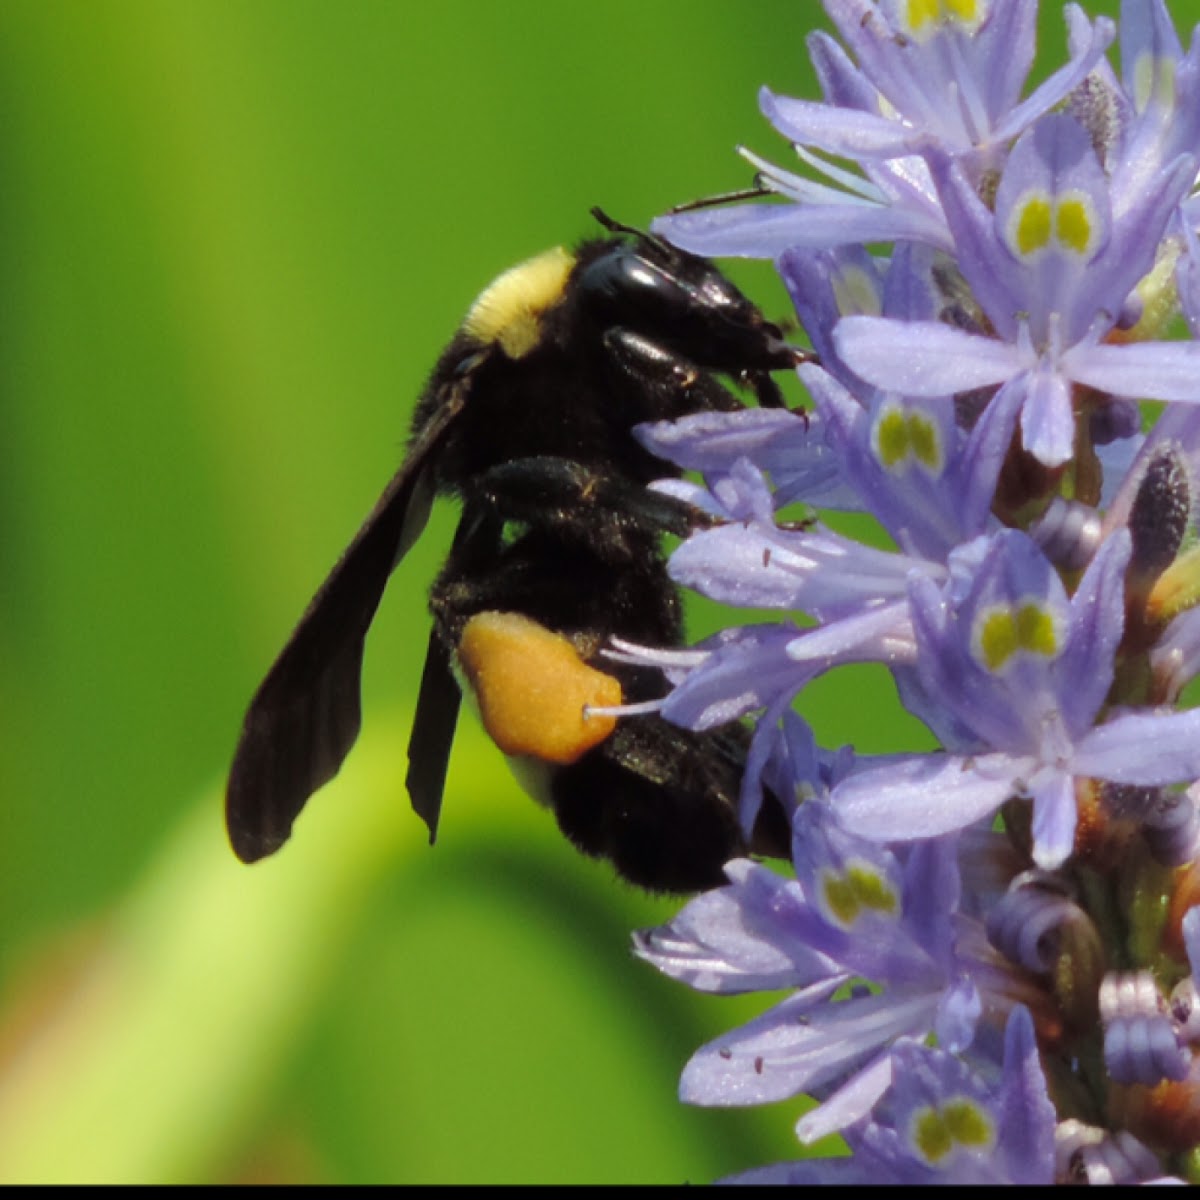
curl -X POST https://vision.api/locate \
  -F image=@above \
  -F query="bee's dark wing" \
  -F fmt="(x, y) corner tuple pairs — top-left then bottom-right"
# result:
(405, 625), (461, 844)
(405, 501), (507, 844)
(226, 384), (469, 864)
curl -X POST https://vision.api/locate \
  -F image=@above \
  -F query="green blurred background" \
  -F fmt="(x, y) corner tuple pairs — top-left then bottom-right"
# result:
(0, 0), (1134, 1184)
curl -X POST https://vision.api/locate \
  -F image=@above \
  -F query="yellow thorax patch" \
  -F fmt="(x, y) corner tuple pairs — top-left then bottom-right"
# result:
(462, 245), (575, 359)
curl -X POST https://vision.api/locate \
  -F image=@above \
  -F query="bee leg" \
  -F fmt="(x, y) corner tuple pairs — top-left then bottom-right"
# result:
(737, 367), (787, 408)
(602, 328), (742, 417)
(466, 455), (715, 547)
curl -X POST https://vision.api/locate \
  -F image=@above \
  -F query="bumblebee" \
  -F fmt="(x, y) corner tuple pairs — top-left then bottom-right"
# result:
(226, 210), (802, 891)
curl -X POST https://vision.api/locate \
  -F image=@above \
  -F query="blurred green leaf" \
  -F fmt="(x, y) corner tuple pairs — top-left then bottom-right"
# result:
(0, 0), (1164, 1184)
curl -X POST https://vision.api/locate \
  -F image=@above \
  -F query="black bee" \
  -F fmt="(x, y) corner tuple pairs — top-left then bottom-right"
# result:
(226, 209), (802, 891)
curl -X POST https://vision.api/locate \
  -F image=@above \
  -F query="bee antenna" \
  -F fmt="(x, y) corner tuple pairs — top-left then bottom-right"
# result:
(665, 183), (772, 215)
(590, 206), (679, 260)
(590, 207), (645, 238)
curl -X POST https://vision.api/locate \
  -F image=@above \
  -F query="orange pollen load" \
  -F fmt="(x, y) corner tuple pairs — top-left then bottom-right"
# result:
(457, 611), (622, 764)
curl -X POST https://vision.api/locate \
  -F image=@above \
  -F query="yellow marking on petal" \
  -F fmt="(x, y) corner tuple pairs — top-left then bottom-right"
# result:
(911, 1099), (994, 1165)
(1055, 193), (1096, 257)
(1132, 50), (1177, 113)
(979, 608), (1018, 671)
(908, 412), (941, 470)
(822, 862), (898, 926)
(943, 1099), (992, 1148)
(872, 408), (944, 475)
(1156, 56), (1177, 108)
(914, 1107), (954, 1163)
(945, 0), (982, 24)
(847, 864), (897, 914)
(1133, 52), (1156, 111)
(874, 408), (910, 469)
(1015, 602), (1057, 657)
(906, 0), (940, 33)
(903, 0), (983, 34)
(977, 602), (1057, 672)
(458, 611), (620, 764)
(1011, 194), (1052, 257)
(832, 265), (882, 318)
(463, 246), (574, 359)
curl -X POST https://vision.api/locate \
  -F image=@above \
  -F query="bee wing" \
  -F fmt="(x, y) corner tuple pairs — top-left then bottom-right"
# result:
(405, 500), (512, 843)
(405, 624), (461, 844)
(225, 385), (469, 864)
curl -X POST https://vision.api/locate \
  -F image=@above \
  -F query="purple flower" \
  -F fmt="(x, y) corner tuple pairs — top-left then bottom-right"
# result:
(625, 1), (1200, 1183)
(634, 803), (1031, 1141)
(723, 1007), (1056, 1184)
(834, 528), (1200, 865)
(834, 113), (1200, 466)
(654, 1), (1114, 263)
